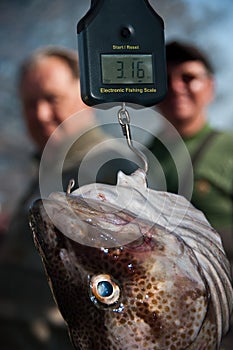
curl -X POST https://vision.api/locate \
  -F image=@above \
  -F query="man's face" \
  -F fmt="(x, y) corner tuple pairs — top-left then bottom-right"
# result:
(157, 60), (214, 128)
(20, 56), (89, 150)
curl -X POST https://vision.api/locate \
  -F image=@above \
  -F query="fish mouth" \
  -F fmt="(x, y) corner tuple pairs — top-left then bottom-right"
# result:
(29, 194), (147, 249)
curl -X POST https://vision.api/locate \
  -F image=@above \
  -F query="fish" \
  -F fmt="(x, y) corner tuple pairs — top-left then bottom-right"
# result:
(29, 169), (233, 350)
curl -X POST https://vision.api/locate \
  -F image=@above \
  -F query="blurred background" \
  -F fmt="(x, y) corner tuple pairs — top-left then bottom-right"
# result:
(0, 0), (233, 228)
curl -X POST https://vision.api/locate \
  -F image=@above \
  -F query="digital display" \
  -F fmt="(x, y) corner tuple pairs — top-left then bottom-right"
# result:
(101, 54), (154, 84)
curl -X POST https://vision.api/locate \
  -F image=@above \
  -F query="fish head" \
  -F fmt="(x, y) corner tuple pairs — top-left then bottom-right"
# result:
(29, 170), (232, 350)
(30, 198), (208, 349)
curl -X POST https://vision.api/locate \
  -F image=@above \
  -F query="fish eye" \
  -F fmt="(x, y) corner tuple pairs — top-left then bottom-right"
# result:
(89, 274), (120, 308)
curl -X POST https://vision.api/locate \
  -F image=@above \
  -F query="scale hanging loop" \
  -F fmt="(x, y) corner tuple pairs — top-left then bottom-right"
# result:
(117, 103), (149, 174)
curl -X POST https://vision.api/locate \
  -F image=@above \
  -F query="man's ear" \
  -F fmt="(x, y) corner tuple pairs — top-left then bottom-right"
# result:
(206, 75), (215, 104)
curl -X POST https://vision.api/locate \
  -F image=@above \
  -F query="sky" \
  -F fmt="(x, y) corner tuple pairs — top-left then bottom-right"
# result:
(0, 0), (232, 212)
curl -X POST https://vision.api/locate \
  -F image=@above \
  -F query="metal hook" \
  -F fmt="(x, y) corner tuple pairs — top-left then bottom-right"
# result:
(66, 179), (75, 195)
(117, 103), (149, 174)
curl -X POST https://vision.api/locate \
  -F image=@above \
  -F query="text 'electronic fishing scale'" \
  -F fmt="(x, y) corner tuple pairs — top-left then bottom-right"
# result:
(77, 0), (167, 172)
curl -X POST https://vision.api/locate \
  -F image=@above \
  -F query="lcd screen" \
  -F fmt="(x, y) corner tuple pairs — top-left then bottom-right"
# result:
(101, 54), (154, 84)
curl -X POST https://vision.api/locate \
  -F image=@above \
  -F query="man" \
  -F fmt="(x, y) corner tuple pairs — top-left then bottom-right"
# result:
(19, 46), (94, 152)
(149, 40), (232, 247)
(149, 41), (233, 349)
(19, 47), (135, 190)
(0, 46), (135, 350)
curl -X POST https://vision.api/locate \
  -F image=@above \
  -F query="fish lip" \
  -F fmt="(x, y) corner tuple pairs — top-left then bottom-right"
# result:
(31, 194), (145, 249)
(29, 199), (45, 231)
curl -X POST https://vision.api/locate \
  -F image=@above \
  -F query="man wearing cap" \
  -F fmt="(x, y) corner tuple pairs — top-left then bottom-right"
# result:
(150, 42), (233, 243)
(149, 40), (233, 263)
(148, 41), (233, 348)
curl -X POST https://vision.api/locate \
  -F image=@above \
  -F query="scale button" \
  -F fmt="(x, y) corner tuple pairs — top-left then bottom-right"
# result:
(120, 26), (134, 38)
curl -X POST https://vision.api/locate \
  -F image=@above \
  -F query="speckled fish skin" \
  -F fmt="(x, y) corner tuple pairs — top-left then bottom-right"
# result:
(29, 170), (233, 350)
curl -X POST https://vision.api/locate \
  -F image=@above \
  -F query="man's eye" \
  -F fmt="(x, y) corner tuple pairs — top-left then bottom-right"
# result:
(47, 95), (60, 104)
(181, 74), (196, 83)
(167, 73), (206, 86)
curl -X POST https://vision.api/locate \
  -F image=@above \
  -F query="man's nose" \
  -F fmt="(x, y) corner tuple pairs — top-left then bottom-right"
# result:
(168, 76), (186, 93)
(36, 100), (53, 121)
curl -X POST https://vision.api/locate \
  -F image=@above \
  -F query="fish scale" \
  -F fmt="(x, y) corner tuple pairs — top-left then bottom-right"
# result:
(29, 169), (233, 350)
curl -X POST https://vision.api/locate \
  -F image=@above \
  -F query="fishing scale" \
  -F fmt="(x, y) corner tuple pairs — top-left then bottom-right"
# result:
(77, 0), (167, 173)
